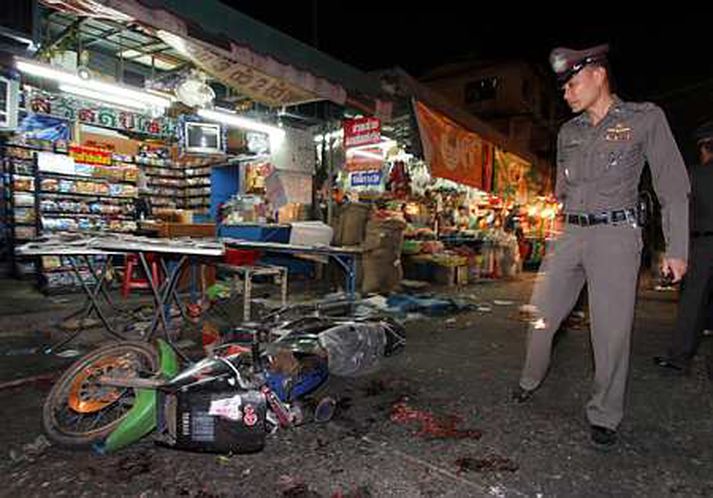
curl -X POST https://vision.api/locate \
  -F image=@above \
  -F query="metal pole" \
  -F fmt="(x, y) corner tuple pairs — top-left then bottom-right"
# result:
(327, 124), (335, 226)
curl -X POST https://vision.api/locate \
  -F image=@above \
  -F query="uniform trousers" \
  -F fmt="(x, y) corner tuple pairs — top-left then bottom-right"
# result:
(519, 223), (642, 429)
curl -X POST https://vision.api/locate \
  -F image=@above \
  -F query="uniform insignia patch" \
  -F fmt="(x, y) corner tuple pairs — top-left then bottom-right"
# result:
(606, 124), (632, 142)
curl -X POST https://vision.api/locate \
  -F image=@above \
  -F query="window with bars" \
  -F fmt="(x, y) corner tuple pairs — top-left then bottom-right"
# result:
(465, 77), (498, 104)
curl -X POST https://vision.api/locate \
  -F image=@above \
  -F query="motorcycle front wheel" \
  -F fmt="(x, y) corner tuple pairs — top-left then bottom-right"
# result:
(43, 341), (158, 447)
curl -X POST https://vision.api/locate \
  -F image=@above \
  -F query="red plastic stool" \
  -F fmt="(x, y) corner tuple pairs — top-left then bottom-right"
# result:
(121, 253), (161, 298)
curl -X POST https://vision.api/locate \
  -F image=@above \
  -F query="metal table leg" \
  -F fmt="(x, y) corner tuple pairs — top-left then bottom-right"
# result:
(44, 255), (119, 354)
(83, 256), (120, 316)
(189, 257), (198, 304)
(78, 255), (124, 339)
(243, 267), (252, 322)
(332, 254), (357, 301)
(139, 252), (173, 338)
(279, 267), (288, 308)
(159, 257), (189, 322)
(141, 253), (191, 363)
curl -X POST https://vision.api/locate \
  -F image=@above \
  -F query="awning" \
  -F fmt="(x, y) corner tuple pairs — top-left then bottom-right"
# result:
(41, 0), (390, 114)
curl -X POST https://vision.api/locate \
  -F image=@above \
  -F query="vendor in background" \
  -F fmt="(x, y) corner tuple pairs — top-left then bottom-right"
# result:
(454, 205), (475, 229)
(400, 203), (413, 223)
(435, 209), (454, 234)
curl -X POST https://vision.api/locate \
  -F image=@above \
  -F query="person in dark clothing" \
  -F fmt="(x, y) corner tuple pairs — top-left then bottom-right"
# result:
(655, 121), (713, 373)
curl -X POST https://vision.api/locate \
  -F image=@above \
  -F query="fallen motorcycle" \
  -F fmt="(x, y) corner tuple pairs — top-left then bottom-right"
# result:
(42, 311), (405, 454)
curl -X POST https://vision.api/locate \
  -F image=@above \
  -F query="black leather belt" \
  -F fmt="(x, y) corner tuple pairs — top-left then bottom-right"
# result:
(692, 231), (713, 238)
(562, 209), (636, 226)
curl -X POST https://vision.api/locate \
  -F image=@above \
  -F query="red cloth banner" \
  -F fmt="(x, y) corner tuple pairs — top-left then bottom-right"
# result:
(414, 101), (489, 189)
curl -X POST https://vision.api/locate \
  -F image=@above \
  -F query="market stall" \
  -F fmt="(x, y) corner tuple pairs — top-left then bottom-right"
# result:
(323, 99), (549, 289)
(0, 0), (393, 299)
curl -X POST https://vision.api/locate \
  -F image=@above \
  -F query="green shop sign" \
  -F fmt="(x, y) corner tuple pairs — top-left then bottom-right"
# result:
(25, 89), (177, 138)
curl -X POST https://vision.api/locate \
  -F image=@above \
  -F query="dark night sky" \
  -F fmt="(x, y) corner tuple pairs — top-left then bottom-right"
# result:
(224, 2), (713, 140)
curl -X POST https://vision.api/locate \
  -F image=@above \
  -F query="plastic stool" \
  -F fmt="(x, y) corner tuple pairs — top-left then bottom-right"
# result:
(121, 253), (161, 298)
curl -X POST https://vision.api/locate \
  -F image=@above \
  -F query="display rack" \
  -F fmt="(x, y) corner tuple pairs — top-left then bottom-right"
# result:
(1, 142), (138, 290)
(138, 156), (213, 215)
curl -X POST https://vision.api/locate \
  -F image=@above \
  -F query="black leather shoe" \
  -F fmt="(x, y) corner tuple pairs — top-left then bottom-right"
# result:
(511, 386), (535, 403)
(653, 356), (690, 375)
(590, 425), (617, 449)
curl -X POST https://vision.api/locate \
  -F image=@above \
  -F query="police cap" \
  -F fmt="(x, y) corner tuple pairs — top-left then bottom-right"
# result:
(549, 44), (609, 84)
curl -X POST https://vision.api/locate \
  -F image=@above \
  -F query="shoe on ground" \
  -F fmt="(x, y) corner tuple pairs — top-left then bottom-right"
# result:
(590, 425), (617, 449)
(511, 386), (535, 403)
(653, 356), (690, 375)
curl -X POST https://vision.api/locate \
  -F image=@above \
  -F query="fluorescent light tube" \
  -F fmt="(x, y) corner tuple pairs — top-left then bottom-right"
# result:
(16, 58), (171, 108)
(197, 108), (285, 139)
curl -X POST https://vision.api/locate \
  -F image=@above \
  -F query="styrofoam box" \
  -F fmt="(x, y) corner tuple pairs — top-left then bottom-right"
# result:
(289, 221), (334, 247)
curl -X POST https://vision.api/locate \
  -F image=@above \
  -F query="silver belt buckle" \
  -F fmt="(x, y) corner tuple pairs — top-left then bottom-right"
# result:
(625, 209), (638, 227)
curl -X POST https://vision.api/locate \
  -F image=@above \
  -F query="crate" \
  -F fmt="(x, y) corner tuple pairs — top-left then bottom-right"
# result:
(433, 264), (468, 286)
(224, 248), (261, 266)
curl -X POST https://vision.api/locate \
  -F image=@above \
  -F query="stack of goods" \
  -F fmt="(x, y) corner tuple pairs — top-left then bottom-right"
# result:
(220, 194), (272, 224)
(40, 178), (137, 197)
(361, 217), (407, 293)
(41, 217), (137, 233)
(332, 203), (372, 246)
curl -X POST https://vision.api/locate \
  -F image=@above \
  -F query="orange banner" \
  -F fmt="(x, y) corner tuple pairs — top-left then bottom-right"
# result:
(414, 101), (489, 189)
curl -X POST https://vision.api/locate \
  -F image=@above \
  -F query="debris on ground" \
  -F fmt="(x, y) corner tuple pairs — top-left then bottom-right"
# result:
(59, 317), (100, 331)
(390, 400), (482, 439)
(116, 451), (153, 479)
(331, 485), (373, 498)
(278, 475), (321, 497)
(488, 485), (507, 497)
(386, 294), (475, 316)
(1, 347), (38, 356)
(399, 280), (430, 291)
(362, 379), (388, 397)
(517, 304), (538, 322)
(55, 349), (81, 358)
(455, 455), (519, 473)
(405, 313), (426, 322)
(359, 295), (389, 310)
(9, 435), (52, 464)
(493, 300), (515, 306)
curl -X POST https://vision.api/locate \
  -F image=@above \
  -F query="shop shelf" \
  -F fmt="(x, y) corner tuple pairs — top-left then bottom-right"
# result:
(40, 171), (137, 185)
(40, 191), (136, 200)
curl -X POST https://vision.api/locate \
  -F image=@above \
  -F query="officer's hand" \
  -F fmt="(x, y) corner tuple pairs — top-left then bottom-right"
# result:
(661, 258), (687, 283)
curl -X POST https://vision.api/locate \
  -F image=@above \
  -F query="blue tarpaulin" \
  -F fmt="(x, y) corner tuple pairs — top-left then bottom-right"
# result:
(385, 294), (474, 316)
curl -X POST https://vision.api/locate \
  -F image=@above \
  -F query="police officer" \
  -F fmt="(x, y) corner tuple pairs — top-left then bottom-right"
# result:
(655, 121), (713, 373)
(512, 44), (690, 449)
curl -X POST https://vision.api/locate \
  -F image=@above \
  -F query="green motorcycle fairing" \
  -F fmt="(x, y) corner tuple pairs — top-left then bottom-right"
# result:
(99, 340), (179, 453)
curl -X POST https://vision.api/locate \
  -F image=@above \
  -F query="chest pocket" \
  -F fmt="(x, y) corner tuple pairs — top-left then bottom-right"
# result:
(598, 140), (642, 174)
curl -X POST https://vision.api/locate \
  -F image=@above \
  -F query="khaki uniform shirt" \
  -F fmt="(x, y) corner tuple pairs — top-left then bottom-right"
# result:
(556, 97), (690, 259)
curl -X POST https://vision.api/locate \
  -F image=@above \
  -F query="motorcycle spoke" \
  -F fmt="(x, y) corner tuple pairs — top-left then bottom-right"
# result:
(89, 407), (108, 430)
